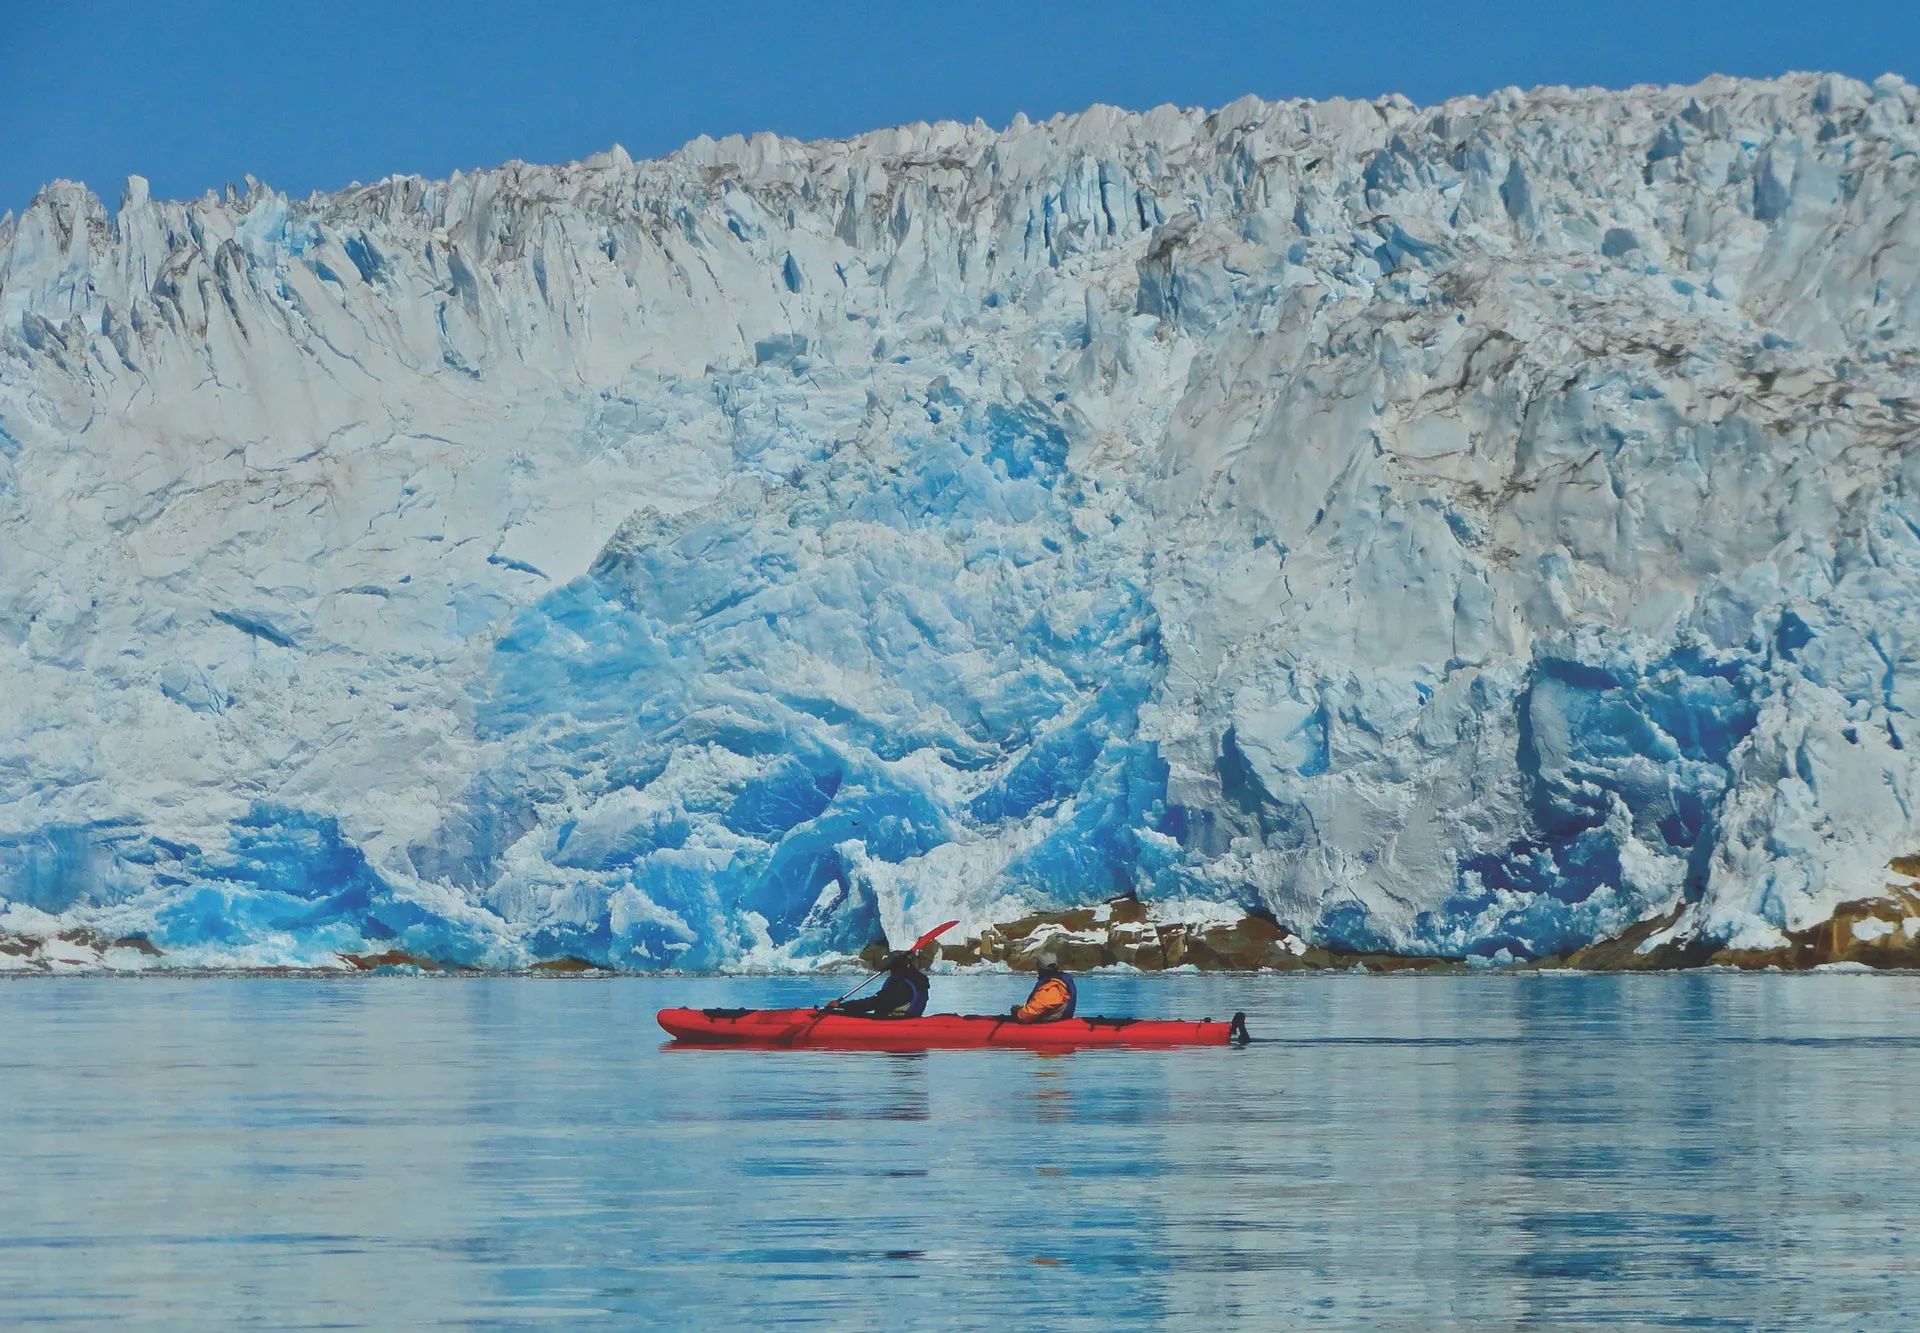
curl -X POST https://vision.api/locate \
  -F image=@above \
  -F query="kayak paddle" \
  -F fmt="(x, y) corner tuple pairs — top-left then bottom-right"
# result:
(825, 919), (959, 1007)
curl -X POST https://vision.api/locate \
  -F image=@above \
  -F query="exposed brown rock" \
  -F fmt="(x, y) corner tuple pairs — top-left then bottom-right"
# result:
(923, 895), (1465, 973)
(0, 930), (162, 967)
(1558, 882), (1920, 971)
(338, 949), (437, 971)
(1708, 888), (1920, 969)
(529, 955), (608, 974)
(1556, 907), (1703, 971)
(342, 949), (486, 973)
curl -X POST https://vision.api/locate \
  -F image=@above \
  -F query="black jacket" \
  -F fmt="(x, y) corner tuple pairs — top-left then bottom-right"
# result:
(837, 967), (929, 1017)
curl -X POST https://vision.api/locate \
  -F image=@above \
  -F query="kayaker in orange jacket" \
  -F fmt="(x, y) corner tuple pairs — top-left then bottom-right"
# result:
(1010, 953), (1077, 1022)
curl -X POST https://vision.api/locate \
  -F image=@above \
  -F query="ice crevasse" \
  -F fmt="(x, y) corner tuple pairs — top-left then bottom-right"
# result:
(1, 73), (1918, 969)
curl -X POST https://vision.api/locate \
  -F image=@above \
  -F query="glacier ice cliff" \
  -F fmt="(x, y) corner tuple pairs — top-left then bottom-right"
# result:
(2, 73), (1918, 968)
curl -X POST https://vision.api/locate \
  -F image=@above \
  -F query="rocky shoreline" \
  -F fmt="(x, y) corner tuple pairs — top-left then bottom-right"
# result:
(7, 885), (1920, 975)
(894, 897), (1463, 974)
(898, 888), (1920, 974)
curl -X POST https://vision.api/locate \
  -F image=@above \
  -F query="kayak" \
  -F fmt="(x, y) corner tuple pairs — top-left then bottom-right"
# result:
(657, 1007), (1246, 1048)
(657, 1007), (1249, 1049)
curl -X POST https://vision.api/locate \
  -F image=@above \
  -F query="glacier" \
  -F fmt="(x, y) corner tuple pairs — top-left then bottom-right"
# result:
(1, 72), (1918, 969)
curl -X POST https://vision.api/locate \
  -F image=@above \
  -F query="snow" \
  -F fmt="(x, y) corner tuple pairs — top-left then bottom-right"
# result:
(1, 74), (1918, 968)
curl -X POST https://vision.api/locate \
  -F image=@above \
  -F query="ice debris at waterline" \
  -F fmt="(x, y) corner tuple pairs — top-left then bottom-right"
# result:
(1, 74), (1919, 972)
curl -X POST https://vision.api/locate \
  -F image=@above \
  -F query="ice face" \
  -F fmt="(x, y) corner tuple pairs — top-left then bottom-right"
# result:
(451, 399), (1174, 968)
(1, 73), (1917, 967)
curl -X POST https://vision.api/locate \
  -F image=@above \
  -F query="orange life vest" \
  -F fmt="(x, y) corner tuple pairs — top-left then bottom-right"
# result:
(1014, 975), (1073, 1022)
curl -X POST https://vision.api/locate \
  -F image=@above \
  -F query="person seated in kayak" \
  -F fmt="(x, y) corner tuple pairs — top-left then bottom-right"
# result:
(1009, 953), (1076, 1023)
(827, 950), (929, 1018)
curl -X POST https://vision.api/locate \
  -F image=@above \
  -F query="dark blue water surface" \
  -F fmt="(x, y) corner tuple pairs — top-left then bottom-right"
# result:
(3, 973), (1919, 1328)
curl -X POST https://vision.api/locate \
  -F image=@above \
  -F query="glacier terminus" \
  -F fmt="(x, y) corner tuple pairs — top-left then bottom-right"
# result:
(1, 72), (1918, 971)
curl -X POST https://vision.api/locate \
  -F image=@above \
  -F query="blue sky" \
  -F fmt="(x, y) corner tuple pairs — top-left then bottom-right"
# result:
(2, 0), (1914, 212)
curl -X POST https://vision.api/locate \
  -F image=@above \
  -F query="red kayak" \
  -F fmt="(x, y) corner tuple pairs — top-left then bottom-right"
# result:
(657, 1007), (1249, 1049)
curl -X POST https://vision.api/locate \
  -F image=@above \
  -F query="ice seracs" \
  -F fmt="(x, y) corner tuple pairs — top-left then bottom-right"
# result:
(1, 72), (1917, 969)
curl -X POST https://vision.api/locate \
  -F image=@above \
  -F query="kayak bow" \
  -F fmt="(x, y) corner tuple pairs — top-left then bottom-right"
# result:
(657, 1007), (1249, 1048)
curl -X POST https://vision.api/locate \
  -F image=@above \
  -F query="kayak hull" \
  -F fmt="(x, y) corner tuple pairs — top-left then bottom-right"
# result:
(657, 1007), (1236, 1048)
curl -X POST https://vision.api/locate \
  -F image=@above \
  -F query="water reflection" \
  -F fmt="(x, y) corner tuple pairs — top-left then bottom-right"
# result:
(1, 973), (1918, 1326)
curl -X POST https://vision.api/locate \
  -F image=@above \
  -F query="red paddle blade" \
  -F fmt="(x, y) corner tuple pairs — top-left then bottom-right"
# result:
(912, 920), (961, 951)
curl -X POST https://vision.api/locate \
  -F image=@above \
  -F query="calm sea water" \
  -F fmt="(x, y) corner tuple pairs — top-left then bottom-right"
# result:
(3, 973), (1918, 1328)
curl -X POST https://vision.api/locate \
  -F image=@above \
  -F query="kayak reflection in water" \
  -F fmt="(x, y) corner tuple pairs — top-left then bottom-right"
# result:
(1010, 953), (1077, 1023)
(826, 950), (930, 1018)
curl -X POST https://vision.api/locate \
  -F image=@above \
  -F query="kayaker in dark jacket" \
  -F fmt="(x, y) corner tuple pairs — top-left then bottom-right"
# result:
(829, 951), (930, 1018)
(1010, 952), (1077, 1022)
